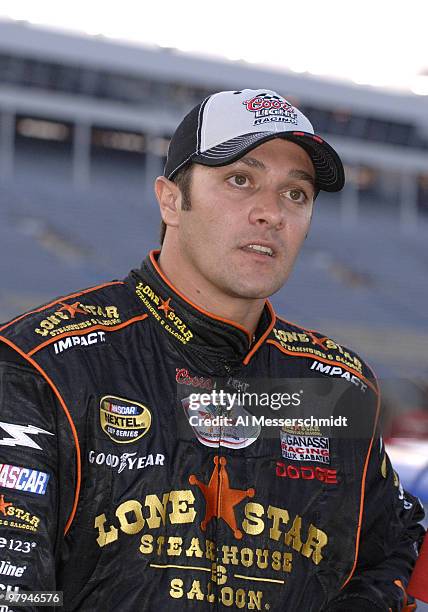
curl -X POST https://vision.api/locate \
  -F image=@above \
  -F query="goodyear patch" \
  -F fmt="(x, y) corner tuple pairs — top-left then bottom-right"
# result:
(100, 396), (152, 444)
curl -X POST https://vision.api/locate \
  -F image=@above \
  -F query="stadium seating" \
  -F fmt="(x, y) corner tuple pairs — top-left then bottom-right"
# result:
(1, 167), (428, 380)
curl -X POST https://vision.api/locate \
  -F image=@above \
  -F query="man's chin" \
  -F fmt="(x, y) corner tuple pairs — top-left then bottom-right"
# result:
(228, 282), (284, 300)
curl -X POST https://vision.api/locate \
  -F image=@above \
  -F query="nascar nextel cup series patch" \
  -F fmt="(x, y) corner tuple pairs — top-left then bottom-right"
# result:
(99, 396), (152, 444)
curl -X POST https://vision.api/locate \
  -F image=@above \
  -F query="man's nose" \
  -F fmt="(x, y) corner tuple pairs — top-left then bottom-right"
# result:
(248, 190), (284, 229)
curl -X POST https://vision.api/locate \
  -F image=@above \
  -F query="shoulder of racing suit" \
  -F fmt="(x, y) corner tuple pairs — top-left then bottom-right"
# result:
(0, 277), (149, 359)
(0, 278), (151, 538)
(267, 317), (426, 611)
(268, 314), (377, 394)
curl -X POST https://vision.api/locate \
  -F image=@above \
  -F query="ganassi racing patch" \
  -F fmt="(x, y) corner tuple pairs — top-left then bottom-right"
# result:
(280, 431), (330, 464)
(100, 396), (152, 444)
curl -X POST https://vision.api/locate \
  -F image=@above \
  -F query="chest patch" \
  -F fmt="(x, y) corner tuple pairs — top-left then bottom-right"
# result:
(100, 396), (152, 444)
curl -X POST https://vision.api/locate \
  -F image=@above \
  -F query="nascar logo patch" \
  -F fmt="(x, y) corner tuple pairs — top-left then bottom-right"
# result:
(0, 464), (50, 495)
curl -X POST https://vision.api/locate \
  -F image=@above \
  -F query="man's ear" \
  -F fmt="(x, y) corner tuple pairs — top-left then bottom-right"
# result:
(154, 176), (181, 229)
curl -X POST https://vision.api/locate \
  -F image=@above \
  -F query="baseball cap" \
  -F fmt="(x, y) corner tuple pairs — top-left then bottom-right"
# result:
(164, 89), (345, 192)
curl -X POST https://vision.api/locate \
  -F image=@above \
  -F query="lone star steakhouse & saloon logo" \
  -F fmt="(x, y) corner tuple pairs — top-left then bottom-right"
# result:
(94, 457), (328, 608)
(57, 302), (87, 317)
(0, 495), (40, 532)
(135, 282), (193, 344)
(189, 456), (255, 539)
(34, 301), (120, 337)
(272, 328), (363, 373)
(0, 495), (11, 515)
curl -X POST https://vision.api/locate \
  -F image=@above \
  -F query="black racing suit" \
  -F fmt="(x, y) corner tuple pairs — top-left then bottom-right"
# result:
(0, 251), (424, 611)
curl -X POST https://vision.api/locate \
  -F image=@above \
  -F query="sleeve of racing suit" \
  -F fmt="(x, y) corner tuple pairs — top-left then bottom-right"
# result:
(0, 346), (72, 609)
(324, 434), (426, 612)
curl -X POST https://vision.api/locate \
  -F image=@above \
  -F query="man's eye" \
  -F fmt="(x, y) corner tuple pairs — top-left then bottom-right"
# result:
(285, 189), (307, 203)
(229, 174), (249, 187)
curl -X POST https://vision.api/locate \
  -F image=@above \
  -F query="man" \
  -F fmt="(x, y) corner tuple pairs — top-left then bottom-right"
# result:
(0, 89), (424, 611)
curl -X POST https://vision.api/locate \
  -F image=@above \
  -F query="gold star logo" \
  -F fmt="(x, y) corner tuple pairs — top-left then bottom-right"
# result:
(189, 456), (255, 539)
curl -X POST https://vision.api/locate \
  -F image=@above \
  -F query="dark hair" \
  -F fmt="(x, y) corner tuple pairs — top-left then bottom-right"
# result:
(159, 163), (193, 245)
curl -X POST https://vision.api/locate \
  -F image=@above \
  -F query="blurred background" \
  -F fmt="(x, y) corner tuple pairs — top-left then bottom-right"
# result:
(0, 2), (427, 591)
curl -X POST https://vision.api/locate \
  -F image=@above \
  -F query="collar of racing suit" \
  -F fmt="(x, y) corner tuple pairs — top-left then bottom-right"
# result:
(127, 250), (276, 375)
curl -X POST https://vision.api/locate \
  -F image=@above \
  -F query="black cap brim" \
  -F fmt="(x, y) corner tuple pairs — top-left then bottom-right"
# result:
(192, 131), (345, 193)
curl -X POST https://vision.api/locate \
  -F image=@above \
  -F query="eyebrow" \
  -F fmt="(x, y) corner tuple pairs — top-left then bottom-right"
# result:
(235, 156), (266, 170)
(234, 157), (316, 187)
(287, 169), (316, 188)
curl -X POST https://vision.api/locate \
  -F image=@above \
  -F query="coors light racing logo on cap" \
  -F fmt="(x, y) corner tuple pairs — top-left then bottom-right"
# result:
(243, 93), (298, 126)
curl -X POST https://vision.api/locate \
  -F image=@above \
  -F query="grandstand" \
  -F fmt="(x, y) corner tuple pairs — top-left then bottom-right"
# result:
(0, 18), (427, 381)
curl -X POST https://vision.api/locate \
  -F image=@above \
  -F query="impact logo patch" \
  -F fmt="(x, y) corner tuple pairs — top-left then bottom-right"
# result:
(53, 330), (106, 354)
(280, 432), (330, 465)
(99, 396), (152, 444)
(243, 93), (298, 126)
(309, 360), (367, 392)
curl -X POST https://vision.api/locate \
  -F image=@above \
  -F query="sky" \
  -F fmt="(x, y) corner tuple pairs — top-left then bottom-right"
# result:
(1, 0), (428, 94)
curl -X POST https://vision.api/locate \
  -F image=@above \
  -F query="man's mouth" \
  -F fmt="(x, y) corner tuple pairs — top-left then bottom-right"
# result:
(242, 244), (274, 257)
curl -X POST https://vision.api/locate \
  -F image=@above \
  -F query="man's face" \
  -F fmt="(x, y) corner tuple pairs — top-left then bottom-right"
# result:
(171, 138), (315, 301)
